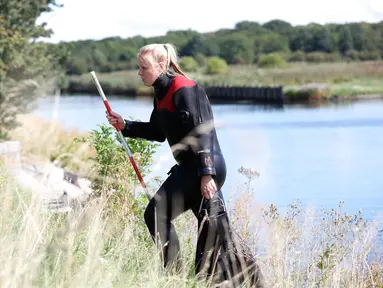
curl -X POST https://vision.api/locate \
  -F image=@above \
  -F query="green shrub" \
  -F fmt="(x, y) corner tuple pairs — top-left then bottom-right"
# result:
(258, 53), (287, 68)
(194, 53), (206, 67)
(327, 52), (343, 62)
(179, 56), (198, 72)
(206, 57), (229, 74)
(289, 50), (305, 62)
(358, 51), (381, 61)
(306, 52), (326, 63)
(305, 52), (339, 63)
(345, 50), (359, 61)
(75, 123), (160, 217)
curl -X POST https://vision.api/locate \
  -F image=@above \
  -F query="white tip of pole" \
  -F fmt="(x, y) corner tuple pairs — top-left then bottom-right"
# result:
(89, 71), (107, 101)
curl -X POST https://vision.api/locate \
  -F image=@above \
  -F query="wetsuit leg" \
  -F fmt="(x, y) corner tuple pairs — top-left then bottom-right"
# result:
(192, 190), (228, 277)
(190, 153), (230, 279)
(193, 193), (266, 287)
(191, 155), (266, 287)
(144, 163), (199, 270)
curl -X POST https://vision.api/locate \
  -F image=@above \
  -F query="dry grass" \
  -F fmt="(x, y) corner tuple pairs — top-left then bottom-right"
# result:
(0, 168), (203, 287)
(1, 162), (382, 287)
(10, 113), (96, 177)
(2, 115), (383, 287)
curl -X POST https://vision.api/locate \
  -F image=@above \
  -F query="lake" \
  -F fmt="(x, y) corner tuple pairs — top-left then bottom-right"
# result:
(33, 94), (383, 221)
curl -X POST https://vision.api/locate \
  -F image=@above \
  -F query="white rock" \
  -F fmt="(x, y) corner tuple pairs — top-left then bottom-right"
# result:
(1, 141), (94, 212)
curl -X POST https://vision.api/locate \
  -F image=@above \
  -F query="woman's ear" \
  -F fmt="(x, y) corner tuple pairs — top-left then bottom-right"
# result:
(158, 61), (166, 72)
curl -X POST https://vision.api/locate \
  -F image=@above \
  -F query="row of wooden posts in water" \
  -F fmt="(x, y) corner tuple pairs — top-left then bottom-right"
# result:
(204, 86), (284, 103)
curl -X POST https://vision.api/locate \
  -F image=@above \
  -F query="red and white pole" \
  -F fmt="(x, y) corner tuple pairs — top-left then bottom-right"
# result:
(90, 71), (153, 200)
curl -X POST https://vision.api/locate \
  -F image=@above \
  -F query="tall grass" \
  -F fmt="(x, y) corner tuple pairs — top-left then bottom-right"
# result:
(11, 114), (95, 177)
(1, 164), (383, 287)
(0, 167), (203, 287)
(2, 115), (383, 287)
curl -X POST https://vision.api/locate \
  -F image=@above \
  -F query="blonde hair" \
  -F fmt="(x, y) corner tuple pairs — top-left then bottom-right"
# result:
(137, 43), (188, 77)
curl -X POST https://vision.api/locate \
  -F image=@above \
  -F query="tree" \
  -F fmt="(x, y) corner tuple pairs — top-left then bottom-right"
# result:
(180, 35), (205, 57)
(254, 33), (290, 55)
(54, 18), (383, 80)
(338, 25), (354, 54)
(218, 33), (254, 64)
(349, 23), (366, 51)
(203, 39), (220, 57)
(235, 21), (264, 32)
(289, 26), (311, 52)
(262, 19), (292, 35)
(0, 0), (67, 137)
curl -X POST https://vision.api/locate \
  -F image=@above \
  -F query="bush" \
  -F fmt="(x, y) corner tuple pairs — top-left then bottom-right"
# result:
(75, 123), (160, 217)
(194, 53), (206, 67)
(258, 53), (287, 68)
(358, 51), (381, 61)
(179, 56), (198, 72)
(289, 50), (305, 62)
(345, 49), (359, 61)
(205, 57), (229, 75)
(327, 52), (343, 62)
(305, 52), (327, 63)
(305, 52), (341, 63)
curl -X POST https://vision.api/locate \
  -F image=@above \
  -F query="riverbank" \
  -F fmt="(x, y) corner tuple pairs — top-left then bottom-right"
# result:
(63, 61), (383, 103)
(1, 113), (383, 286)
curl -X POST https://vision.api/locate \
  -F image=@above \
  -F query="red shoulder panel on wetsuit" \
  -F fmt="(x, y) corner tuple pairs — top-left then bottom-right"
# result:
(156, 76), (196, 112)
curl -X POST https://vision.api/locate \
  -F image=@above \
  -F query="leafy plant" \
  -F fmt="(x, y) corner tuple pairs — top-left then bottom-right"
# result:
(206, 57), (229, 75)
(179, 56), (198, 72)
(75, 123), (160, 218)
(258, 53), (287, 68)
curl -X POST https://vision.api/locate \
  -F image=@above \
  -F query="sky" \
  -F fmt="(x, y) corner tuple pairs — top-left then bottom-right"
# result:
(37, 0), (383, 43)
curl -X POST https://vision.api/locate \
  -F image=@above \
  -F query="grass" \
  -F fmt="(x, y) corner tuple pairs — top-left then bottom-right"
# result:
(0, 167), (202, 287)
(1, 114), (383, 287)
(66, 61), (383, 100)
(10, 114), (95, 177)
(1, 164), (383, 287)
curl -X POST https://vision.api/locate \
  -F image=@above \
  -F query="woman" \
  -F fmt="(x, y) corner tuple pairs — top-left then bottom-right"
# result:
(107, 43), (264, 287)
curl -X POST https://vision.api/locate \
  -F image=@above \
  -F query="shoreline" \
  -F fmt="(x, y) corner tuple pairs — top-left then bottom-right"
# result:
(60, 87), (383, 105)
(61, 61), (383, 103)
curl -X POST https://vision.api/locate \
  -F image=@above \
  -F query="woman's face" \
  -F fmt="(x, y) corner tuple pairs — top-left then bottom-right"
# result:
(137, 55), (163, 86)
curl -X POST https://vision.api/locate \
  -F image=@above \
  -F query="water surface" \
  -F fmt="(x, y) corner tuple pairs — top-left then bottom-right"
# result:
(34, 95), (383, 221)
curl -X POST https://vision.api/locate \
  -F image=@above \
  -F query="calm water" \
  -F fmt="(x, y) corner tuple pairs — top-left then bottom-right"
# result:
(33, 95), (383, 221)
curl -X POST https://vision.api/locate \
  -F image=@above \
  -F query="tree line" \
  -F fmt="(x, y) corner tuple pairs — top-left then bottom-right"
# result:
(1, 0), (383, 135)
(61, 20), (383, 75)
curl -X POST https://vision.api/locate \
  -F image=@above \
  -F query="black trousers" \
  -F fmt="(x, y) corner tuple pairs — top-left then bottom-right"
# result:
(144, 155), (265, 286)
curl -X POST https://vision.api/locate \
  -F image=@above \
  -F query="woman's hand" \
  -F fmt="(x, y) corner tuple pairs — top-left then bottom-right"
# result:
(201, 175), (217, 199)
(106, 110), (125, 130)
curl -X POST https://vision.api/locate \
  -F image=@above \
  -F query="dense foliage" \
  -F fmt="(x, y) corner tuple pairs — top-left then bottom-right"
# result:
(61, 20), (383, 75)
(0, 0), (68, 137)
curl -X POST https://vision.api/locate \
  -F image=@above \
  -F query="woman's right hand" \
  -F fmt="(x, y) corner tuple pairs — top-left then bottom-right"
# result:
(106, 110), (125, 130)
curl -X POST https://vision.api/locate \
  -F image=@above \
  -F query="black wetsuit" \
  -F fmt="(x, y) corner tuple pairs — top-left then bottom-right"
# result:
(122, 73), (264, 287)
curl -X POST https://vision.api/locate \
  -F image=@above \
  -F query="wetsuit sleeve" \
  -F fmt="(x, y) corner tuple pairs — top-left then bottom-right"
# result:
(121, 100), (166, 142)
(173, 85), (216, 176)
